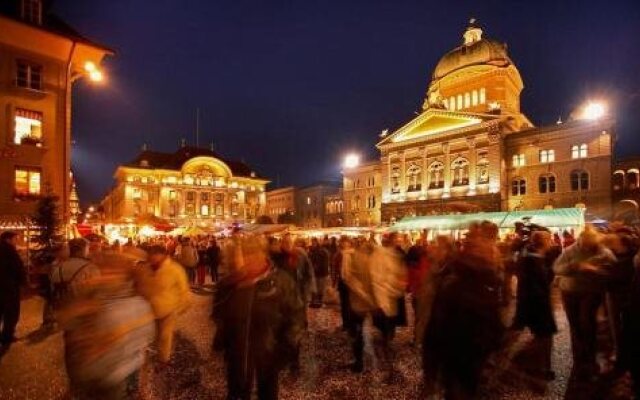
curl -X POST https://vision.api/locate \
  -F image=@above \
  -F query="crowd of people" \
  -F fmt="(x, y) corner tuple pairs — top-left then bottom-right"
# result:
(1, 220), (640, 399)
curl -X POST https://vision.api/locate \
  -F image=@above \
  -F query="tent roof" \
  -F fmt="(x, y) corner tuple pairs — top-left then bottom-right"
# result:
(391, 208), (585, 231)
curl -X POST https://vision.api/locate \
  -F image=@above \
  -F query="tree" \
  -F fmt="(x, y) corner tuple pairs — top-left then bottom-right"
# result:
(256, 215), (274, 224)
(31, 192), (62, 265)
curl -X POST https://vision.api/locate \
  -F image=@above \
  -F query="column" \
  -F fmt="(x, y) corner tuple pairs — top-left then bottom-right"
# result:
(443, 142), (451, 198)
(422, 146), (428, 198)
(386, 153), (392, 196)
(401, 151), (407, 197)
(467, 137), (477, 195)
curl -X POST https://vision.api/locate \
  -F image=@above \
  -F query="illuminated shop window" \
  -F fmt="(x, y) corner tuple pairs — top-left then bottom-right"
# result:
(512, 154), (525, 167)
(16, 60), (42, 90)
(511, 178), (526, 196)
(539, 149), (555, 163)
(14, 108), (42, 144)
(14, 167), (41, 196)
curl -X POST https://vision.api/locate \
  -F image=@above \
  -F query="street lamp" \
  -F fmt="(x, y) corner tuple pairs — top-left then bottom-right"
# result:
(344, 153), (360, 169)
(581, 101), (606, 120)
(84, 61), (104, 82)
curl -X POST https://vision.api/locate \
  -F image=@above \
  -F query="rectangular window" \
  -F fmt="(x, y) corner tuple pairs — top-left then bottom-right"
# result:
(21, 0), (43, 24)
(201, 192), (209, 202)
(15, 167), (41, 196)
(479, 88), (486, 104)
(539, 149), (555, 163)
(16, 60), (42, 90)
(169, 190), (177, 200)
(464, 92), (470, 108)
(186, 191), (195, 202)
(457, 94), (463, 109)
(14, 109), (43, 145)
(472, 90), (478, 106)
(132, 188), (141, 199)
(201, 204), (209, 216)
(580, 144), (588, 158)
(512, 154), (525, 167)
(449, 96), (456, 111)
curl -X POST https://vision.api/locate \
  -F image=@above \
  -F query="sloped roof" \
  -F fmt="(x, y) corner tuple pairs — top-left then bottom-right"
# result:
(125, 146), (267, 179)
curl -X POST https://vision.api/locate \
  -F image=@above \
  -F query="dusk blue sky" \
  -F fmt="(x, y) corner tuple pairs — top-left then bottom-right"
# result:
(52, 0), (640, 206)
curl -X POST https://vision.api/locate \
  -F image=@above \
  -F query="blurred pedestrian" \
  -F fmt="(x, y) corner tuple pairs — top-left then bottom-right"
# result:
(0, 231), (26, 347)
(177, 238), (199, 286)
(214, 235), (305, 400)
(50, 239), (101, 310)
(309, 238), (330, 307)
(553, 228), (616, 379)
(207, 237), (221, 283)
(135, 245), (190, 364)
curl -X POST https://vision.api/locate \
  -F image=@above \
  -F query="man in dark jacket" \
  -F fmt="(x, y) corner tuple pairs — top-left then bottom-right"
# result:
(206, 238), (221, 283)
(308, 238), (330, 307)
(0, 231), (27, 346)
(215, 237), (306, 400)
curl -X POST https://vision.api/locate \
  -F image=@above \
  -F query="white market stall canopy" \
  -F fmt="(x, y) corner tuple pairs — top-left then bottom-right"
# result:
(241, 224), (293, 235)
(391, 208), (585, 232)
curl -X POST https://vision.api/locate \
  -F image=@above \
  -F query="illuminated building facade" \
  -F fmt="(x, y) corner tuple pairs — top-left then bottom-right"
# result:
(342, 161), (382, 226)
(371, 20), (613, 223)
(324, 190), (344, 227)
(295, 183), (340, 228)
(265, 186), (297, 223)
(101, 145), (269, 227)
(0, 1), (110, 231)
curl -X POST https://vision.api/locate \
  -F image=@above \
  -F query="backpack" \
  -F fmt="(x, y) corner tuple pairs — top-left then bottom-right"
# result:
(52, 262), (90, 309)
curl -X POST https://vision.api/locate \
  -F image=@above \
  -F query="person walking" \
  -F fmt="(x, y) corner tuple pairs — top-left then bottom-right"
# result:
(50, 239), (102, 309)
(206, 237), (221, 283)
(512, 231), (558, 380)
(553, 228), (615, 379)
(214, 235), (305, 400)
(177, 238), (199, 286)
(135, 245), (190, 364)
(0, 231), (26, 347)
(308, 238), (330, 307)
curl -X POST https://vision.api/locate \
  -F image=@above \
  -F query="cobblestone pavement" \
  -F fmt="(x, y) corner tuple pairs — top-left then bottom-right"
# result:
(0, 288), (634, 399)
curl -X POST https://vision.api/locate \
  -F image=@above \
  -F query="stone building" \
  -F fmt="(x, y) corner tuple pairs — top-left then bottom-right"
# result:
(367, 20), (613, 224)
(265, 186), (297, 223)
(295, 182), (340, 228)
(101, 145), (268, 227)
(342, 161), (382, 226)
(612, 157), (640, 220)
(324, 189), (344, 227)
(0, 0), (111, 231)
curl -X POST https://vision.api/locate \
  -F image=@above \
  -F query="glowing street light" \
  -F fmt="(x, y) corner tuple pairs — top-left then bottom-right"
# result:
(344, 153), (360, 169)
(84, 61), (104, 82)
(581, 101), (606, 120)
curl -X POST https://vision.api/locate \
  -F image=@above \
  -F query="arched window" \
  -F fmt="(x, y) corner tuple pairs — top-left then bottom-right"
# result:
(627, 169), (639, 191)
(479, 88), (486, 104)
(449, 96), (456, 111)
(368, 195), (376, 209)
(338, 201), (344, 213)
(570, 170), (589, 191)
(472, 90), (478, 106)
(477, 153), (489, 184)
(613, 171), (624, 192)
(406, 164), (422, 192)
(352, 195), (360, 211)
(428, 161), (444, 189)
(391, 166), (401, 193)
(538, 174), (556, 194)
(464, 92), (470, 108)
(511, 178), (526, 196)
(451, 157), (470, 186)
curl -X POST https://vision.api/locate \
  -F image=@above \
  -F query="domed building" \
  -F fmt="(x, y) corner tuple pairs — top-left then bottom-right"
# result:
(101, 143), (269, 227)
(342, 20), (615, 225)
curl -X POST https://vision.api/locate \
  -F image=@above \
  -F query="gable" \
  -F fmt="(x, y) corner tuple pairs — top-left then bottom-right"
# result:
(387, 112), (483, 144)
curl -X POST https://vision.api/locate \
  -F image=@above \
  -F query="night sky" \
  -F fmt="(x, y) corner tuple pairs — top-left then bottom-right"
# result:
(51, 0), (640, 206)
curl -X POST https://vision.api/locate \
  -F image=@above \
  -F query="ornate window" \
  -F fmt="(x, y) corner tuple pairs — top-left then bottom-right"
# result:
(539, 149), (555, 163)
(406, 164), (422, 192)
(428, 162), (444, 189)
(391, 166), (401, 193)
(477, 152), (489, 184)
(539, 174), (556, 193)
(451, 158), (470, 187)
(511, 178), (526, 196)
(570, 170), (589, 191)
(627, 169), (639, 191)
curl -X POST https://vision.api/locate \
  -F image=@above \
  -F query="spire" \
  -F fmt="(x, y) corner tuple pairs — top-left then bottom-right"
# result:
(463, 17), (483, 45)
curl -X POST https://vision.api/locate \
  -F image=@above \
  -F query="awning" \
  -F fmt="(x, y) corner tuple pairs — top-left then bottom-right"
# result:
(391, 207), (585, 232)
